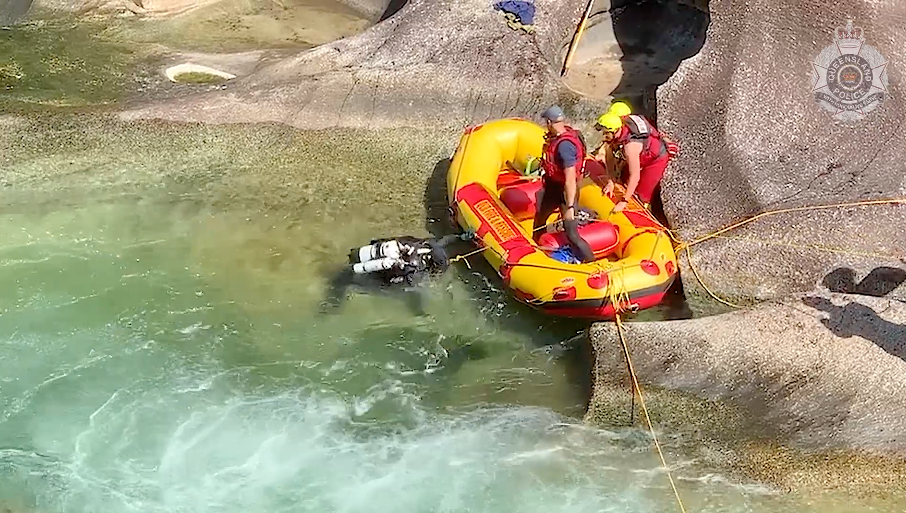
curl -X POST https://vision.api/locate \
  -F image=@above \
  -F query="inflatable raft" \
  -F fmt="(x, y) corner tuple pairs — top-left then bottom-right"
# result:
(447, 118), (678, 319)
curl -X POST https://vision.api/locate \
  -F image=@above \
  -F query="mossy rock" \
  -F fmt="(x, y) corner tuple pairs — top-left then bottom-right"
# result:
(172, 71), (229, 84)
(0, 61), (24, 88)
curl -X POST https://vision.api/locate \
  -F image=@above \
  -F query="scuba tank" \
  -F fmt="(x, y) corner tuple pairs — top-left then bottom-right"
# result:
(353, 256), (402, 274)
(351, 240), (403, 265)
(350, 239), (407, 275)
(349, 238), (425, 276)
(347, 233), (474, 278)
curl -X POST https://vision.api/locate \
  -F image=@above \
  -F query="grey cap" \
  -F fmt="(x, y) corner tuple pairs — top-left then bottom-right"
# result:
(541, 105), (565, 122)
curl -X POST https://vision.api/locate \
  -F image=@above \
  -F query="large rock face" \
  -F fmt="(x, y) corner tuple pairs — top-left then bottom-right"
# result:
(657, 0), (906, 301)
(0, 0), (32, 23)
(117, 0), (606, 130)
(587, 290), (906, 455)
(562, 0), (709, 103)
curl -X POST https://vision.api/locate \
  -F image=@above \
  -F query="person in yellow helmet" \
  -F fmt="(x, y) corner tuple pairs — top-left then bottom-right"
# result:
(590, 101), (633, 169)
(587, 102), (630, 204)
(608, 101), (632, 117)
(593, 111), (677, 212)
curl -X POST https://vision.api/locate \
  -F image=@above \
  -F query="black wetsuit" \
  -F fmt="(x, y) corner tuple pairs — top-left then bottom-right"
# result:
(374, 235), (457, 287)
(321, 233), (468, 316)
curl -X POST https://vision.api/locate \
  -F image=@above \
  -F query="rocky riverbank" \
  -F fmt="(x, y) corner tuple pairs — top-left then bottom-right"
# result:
(4, 0), (906, 503)
(586, 288), (906, 495)
(580, 0), (906, 495)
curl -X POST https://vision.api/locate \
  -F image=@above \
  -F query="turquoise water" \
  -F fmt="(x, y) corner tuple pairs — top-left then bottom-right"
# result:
(0, 182), (816, 513)
(1, 10), (903, 513)
(1, 114), (902, 512)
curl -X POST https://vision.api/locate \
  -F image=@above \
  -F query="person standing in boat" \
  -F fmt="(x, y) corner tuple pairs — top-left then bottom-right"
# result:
(591, 101), (632, 181)
(533, 106), (595, 264)
(593, 111), (678, 212)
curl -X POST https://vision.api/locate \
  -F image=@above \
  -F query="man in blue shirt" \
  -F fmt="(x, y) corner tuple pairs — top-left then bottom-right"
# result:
(533, 106), (595, 263)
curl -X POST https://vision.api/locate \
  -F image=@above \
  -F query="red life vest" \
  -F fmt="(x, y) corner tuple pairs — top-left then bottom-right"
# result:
(540, 127), (587, 184)
(612, 115), (677, 166)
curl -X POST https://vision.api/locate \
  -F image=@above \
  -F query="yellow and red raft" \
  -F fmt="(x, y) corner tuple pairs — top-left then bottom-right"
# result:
(447, 118), (679, 319)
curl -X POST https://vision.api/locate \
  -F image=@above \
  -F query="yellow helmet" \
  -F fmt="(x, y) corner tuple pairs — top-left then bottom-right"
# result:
(608, 101), (631, 117)
(595, 112), (623, 132)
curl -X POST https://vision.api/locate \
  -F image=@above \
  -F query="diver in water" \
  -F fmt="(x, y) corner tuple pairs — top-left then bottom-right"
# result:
(320, 232), (474, 316)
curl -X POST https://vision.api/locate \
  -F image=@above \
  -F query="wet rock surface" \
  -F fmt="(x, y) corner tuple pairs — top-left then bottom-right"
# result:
(590, 292), (906, 453)
(657, 0), (906, 300)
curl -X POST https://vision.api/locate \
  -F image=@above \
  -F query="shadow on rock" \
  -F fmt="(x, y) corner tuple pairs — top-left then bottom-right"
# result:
(423, 157), (595, 409)
(609, 0), (710, 120)
(424, 157), (456, 239)
(822, 266), (906, 298)
(803, 266), (906, 361)
(379, 0), (407, 21)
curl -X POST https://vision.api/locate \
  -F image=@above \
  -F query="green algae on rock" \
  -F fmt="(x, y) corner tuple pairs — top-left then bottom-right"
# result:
(170, 71), (227, 84)
(0, 18), (145, 110)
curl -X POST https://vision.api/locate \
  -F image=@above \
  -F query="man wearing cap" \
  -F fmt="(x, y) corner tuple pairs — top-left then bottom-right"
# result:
(533, 106), (595, 264)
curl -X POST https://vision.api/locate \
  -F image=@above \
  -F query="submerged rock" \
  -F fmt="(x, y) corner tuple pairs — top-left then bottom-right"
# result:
(0, 0), (32, 24)
(657, 0), (906, 301)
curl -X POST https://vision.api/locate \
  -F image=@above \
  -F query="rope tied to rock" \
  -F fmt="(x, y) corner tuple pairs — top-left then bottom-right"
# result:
(668, 196), (906, 308)
(614, 313), (688, 513)
(450, 195), (905, 306)
(671, 197), (906, 254)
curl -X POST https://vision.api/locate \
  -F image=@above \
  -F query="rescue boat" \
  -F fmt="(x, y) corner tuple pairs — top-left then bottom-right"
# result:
(446, 118), (678, 319)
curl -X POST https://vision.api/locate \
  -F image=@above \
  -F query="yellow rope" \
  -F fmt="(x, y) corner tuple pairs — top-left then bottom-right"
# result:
(450, 196), (906, 310)
(561, 0), (596, 77)
(670, 196), (906, 308)
(614, 314), (688, 513)
(673, 197), (906, 254)
(683, 245), (742, 309)
(448, 245), (488, 268)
